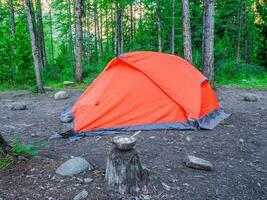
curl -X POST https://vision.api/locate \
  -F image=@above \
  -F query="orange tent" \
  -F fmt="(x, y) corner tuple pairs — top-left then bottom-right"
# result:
(72, 51), (230, 133)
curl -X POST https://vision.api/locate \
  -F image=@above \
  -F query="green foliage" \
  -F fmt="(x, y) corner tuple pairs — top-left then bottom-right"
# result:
(11, 139), (50, 157)
(215, 59), (267, 88)
(0, 0), (266, 90)
(0, 150), (13, 170)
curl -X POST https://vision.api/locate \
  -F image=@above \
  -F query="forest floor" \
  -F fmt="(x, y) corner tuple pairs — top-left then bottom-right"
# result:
(0, 86), (267, 200)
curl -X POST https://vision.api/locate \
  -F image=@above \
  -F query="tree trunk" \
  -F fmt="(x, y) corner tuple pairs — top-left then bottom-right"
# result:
(115, 2), (119, 55)
(156, 1), (162, 52)
(120, 8), (124, 54)
(49, 0), (54, 64)
(236, 2), (242, 64)
(86, 0), (91, 64)
(130, 3), (133, 42)
(96, 4), (103, 60)
(25, 0), (44, 93)
(170, 0), (175, 54)
(105, 6), (110, 55)
(182, 0), (193, 63)
(93, 1), (98, 63)
(67, 0), (74, 67)
(9, 0), (15, 37)
(202, 0), (214, 82)
(0, 134), (11, 153)
(243, 0), (249, 63)
(36, 0), (47, 68)
(74, 0), (83, 83)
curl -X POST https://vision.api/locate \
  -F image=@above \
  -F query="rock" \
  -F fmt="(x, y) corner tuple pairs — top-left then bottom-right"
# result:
(239, 138), (244, 143)
(73, 190), (88, 200)
(31, 133), (40, 137)
(60, 109), (73, 123)
(54, 91), (69, 100)
(64, 81), (74, 86)
(184, 155), (214, 171)
(84, 177), (94, 184)
(244, 94), (258, 102)
(10, 102), (26, 110)
(185, 136), (192, 142)
(44, 86), (53, 92)
(56, 157), (93, 176)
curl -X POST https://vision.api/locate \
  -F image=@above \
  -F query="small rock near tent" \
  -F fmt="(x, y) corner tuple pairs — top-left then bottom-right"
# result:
(72, 51), (230, 133)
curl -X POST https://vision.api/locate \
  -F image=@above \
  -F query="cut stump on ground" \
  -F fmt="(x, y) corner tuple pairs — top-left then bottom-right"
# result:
(105, 143), (148, 195)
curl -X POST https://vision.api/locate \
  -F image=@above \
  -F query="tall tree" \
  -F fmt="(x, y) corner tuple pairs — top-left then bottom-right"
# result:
(181, 0), (193, 63)
(67, 0), (74, 67)
(243, 0), (249, 63)
(114, 1), (123, 55)
(48, 0), (54, 64)
(156, 0), (162, 52)
(86, 0), (91, 64)
(202, 0), (215, 82)
(94, 0), (99, 62)
(36, 0), (47, 68)
(120, 7), (124, 54)
(170, 0), (175, 54)
(74, 0), (83, 83)
(9, 0), (15, 37)
(236, 1), (242, 64)
(25, 0), (44, 92)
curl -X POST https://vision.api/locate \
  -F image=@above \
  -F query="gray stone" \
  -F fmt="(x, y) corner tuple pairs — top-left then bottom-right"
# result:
(44, 86), (53, 92)
(60, 109), (73, 123)
(64, 81), (75, 86)
(244, 94), (258, 102)
(184, 155), (214, 171)
(54, 91), (69, 100)
(84, 177), (94, 184)
(73, 190), (88, 200)
(56, 157), (93, 176)
(10, 102), (26, 110)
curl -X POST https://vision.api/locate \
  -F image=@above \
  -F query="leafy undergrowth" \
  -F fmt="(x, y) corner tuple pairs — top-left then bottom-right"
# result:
(0, 139), (49, 171)
(215, 60), (267, 89)
(0, 150), (13, 170)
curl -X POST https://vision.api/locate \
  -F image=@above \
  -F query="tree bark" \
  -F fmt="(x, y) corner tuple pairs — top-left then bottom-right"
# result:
(49, 0), (54, 64)
(0, 134), (11, 153)
(67, 0), (74, 67)
(156, 0), (162, 52)
(236, 2), (242, 64)
(86, 0), (91, 64)
(9, 0), (15, 37)
(115, 1), (119, 55)
(74, 0), (83, 83)
(170, 0), (175, 54)
(25, 0), (44, 93)
(120, 8), (124, 54)
(243, 0), (249, 63)
(105, 148), (148, 195)
(202, 0), (214, 82)
(93, 1), (98, 63)
(96, 3), (103, 60)
(105, 6), (110, 55)
(182, 0), (193, 63)
(36, 0), (47, 68)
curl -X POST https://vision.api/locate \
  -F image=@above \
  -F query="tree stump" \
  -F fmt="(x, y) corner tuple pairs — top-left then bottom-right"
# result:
(105, 136), (148, 195)
(0, 133), (11, 153)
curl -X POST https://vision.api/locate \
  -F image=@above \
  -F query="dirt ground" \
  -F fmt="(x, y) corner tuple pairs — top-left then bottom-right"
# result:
(0, 86), (266, 200)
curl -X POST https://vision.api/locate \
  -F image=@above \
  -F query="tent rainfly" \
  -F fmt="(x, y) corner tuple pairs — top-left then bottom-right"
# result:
(72, 51), (230, 134)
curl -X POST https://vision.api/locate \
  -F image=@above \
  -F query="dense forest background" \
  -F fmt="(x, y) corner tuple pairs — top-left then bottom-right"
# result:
(0, 0), (266, 91)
